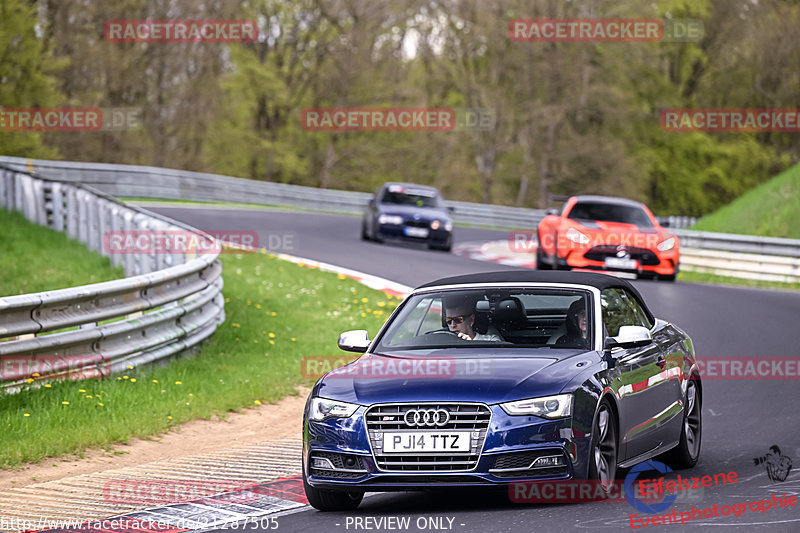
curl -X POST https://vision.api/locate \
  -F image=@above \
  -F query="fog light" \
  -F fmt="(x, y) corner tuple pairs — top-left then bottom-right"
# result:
(312, 457), (335, 470)
(344, 456), (357, 468)
(531, 455), (565, 468)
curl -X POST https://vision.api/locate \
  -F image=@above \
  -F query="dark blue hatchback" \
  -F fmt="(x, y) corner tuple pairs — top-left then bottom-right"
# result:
(361, 182), (454, 251)
(303, 271), (702, 511)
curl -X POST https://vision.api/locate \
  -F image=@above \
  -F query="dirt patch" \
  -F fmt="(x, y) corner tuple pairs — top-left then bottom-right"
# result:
(0, 387), (309, 491)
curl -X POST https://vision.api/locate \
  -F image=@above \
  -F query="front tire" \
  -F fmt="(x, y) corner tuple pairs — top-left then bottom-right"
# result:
(303, 472), (364, 511)
(661, 377), (701, 469)
(589, 400), (618, 493)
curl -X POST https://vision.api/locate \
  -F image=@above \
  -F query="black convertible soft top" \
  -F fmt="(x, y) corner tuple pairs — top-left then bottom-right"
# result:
(416, 270), (655, 322)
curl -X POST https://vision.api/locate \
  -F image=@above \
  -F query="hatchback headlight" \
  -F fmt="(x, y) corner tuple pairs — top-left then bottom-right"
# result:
(309, 397), (359, 421)
(378, 215), (403, 225)
(500, 394), (573, 419)
(657, 237), (675, 251)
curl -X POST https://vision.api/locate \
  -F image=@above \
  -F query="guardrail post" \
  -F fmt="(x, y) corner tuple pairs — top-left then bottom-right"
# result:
(65, 185), (79, 239)
(51, 183), (65, 232)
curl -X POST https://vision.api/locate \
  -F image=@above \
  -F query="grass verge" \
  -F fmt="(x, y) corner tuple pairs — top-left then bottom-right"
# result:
(0, 209), (124, 295)
(0, 249), (397, 468)
(691, 162), (800, 239)
(677, 270), (800, 292)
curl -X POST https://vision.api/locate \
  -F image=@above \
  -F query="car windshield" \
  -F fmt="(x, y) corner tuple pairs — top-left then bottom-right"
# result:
(568, 202), (653, 227)
(375, 287), (593, 351)
(381, 187), (440, 208)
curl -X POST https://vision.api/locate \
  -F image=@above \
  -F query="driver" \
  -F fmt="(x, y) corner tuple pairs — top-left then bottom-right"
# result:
(444, 294), (503, 341)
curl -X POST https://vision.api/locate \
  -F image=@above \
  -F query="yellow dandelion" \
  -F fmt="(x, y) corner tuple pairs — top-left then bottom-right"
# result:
(31, 372), (40, 377)
(253, 339), (259, 343)
(85, 395), (93, 398)
(268, 333), (276, 338)
(152, 379), (158, 383)
(271, 312), (277, 316)
(361, 297), (368, 303)
(254, 400), (262, 405)
(337, 274), (347, 280)
(61, 401), (70, 405)
(44, 383), (52, 388)
(269, 340), (275, 345)
(188, 393), (193, 397)
(361, 313), (367, 317)
(123, 375), (129, 380)
(26, 378), (33, 384)
(167, 415), (173, 420)
(126, 365), (134, 370)
(130, 378), (136, 383)
(298, 262), (305, 268)
(256, 304), (262, 309)
(225, 297), (230, 303)
(23, 413), (30, 417)
(97, 403), (104, 407)
(378, 301), (386, 307)
(291, 337), (296, 342)
(116, 377), (122, 381)
(79, 389), (86, 393)
(175, 381), (182, 385)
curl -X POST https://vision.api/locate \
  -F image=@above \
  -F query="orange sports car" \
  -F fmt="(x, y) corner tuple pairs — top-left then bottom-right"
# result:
(536, 195), (679, 280)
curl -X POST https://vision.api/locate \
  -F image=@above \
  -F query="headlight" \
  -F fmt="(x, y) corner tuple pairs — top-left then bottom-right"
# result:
(657, 237), (675, 251)
(378, 215), (403, 225)
(445, 221), (453, 231)
(500, 394), (573, 419)
(309, 397), (359, 422)
(431, 220), (440, 230)
(565, 228), (590, 245)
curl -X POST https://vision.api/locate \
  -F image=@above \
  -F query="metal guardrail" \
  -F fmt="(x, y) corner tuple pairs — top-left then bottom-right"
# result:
(0, 165), (225, 390)
(680, 248), (800, 283)
(1, 156), (798, 282)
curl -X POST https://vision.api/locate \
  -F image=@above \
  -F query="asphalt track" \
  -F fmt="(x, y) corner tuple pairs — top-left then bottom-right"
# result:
(152, 206), (800, 533)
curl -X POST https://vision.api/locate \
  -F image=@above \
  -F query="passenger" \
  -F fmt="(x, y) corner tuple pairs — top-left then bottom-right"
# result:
(557, 300), (590, 348)
(444, 295), (503, 341)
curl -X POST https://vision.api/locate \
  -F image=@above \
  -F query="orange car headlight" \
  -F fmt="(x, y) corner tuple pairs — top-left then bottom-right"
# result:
(657, 237), (676, 251)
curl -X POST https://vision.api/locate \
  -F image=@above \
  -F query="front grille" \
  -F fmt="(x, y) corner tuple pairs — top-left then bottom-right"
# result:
(366, 403), (492, 472)
(490, 450), (569, 479)
(584, 245), (660, 266)
(310, 451), (368, 480)
(404, 220), (430, 228)
(369, 475), (490, 485)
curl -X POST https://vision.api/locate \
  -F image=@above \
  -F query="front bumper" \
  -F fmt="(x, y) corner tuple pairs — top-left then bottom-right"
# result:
(559, 244), (679, 277)
(303, 404), (591, 491)
(376, 223), (451, 245)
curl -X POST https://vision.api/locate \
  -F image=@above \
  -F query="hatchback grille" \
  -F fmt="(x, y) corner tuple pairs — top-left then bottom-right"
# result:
(365, 403), (491, 472)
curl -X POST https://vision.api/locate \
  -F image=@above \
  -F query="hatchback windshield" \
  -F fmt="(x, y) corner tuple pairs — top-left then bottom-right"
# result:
(376, 288), (593, 351)
(568, 202), (653, 227)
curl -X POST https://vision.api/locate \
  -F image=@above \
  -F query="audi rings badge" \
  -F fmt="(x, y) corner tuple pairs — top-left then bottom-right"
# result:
(404, 408), (450, 427)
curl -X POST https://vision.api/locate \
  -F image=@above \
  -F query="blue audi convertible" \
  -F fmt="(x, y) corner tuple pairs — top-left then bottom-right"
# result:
(302, 271), (702, 510)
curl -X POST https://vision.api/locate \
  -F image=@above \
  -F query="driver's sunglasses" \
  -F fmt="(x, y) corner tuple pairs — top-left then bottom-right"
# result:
(445, 314), (472, 325)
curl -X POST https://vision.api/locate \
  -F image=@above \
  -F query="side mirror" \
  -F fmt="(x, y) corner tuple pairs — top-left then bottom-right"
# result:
(545, 207), (559, 216)
(338, 330), (370, 353)
(660, 220), (671, 228)
(604, 325), (652, 350)
(368, 197), (376, 208)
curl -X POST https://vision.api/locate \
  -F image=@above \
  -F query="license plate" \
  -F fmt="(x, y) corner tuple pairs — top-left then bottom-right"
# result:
(403, 227), (429, 238)
(382, 432), (471, 453)
(604, 257), (639, 270)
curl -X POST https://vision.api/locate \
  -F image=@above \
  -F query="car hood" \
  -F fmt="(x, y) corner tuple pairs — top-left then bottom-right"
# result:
(313, 350), (599, 405)
(572, 220), (670, 246)
(377, 204), (450, 220)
